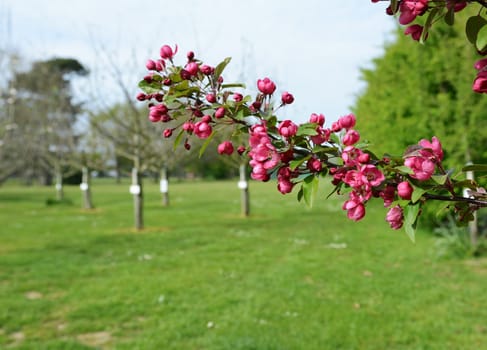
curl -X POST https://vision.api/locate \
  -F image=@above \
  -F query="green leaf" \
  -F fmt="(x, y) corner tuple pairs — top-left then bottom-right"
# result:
(138, 79), (162, 94)
(172, 129), (185, 151)
(466, 15), (487, 45)
(444, 6), (455, 26)
(297, 187), (304, 202)
(296, 124), (318, 136)
(390, 0), (399, 14)
(289, 155), (311, 171)
(411, 185), (426, 204)
(476, 25), (487, 52)
(431, 174), (448, 185)
(302, 175), (319, 207)
(462, 164), (487, 173)
(395, 165), (414, 175)
(420, 8), (440, 44)
(213, 57), (232, 80)
(198, 131), (216, 158)
(403, 203), (420, 243)
(221, 83), (246, 89)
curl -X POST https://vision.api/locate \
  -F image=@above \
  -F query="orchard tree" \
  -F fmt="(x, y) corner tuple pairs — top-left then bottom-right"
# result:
(5, 57), (88, 197)
(135, 1), (487, 243)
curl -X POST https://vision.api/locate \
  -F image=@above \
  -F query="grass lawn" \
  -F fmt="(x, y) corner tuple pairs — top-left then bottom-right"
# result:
(0, 179), (486, 349)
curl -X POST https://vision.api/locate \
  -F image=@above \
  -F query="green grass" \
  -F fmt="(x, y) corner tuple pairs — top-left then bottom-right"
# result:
(1, 179), (487, 349)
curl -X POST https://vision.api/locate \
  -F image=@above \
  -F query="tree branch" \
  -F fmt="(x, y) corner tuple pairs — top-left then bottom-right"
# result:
(423, 193), (487, 207)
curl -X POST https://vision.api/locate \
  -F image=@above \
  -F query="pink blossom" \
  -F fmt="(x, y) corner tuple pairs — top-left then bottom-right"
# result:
(160, 44), (178, 60)
(281, 92), (294, 105)
(217, 141), (234, 155)
(404, 156), (435, 181)
(187, 51), (195, 60)
(419, 136), (443, 161)
(310, 126), (331, 145)
(136, 93), (147, 101)
(307, 158), (322, 173)
(360, 164), (385, 187)
(185, 62), (199, 76)
(194, 121), (212, 139)
(233, 93), (243, 102)
(163, 128), (173, 138)
(215, 107), (226, 119)
(399, 0), (428, 25)
(342, 129), (360, 146)
(206, 94), (216, 103)
(473, 71), (487, 93)
(397, 181), (413, 200)
(342, 194), (366, 221)
(474, 58), (487, 71)
(200, 65), (214, 75)
(146, 59), (156, 70)
(182, 122), (194, 132)
(277, 177), (294, 194)
(342, 146), (367, 167)
(386, 205), (404, 230)
(257, 77), (276, 95)
(380, 184), (396, 208)
(237, 146), (246, 155)
(338, 113), (356, 130)
(344, 170), (364, 189)
(404, 24), (424, 41)
(278, 120), (298, 138)
(309, 113), (325, 126)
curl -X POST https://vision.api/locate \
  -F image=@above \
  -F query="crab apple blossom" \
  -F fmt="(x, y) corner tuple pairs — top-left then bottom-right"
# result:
(338, 113), (356, 130)
(160, 44), (178, 60)
(342, 129), (360, 146)
(473, 71), (487, 93)
(397, 181), (413, 200)
(277, 178), (294, 194)
(200, 64), (214, 75)
(398, 0), (428, 25)
(214, 107), (226, 119)
(233, 93), (243, 102)
(404, 24), (424, 41)
(342, 193), (366, 221)
(193, 121), (212, 139)
(257, 77), (276, 95)
(217, 141), (234, 155)
(380, 184), (396, 208)
(146, 59), (156, 71)
(419, 136), (443, 161)
(360, 165), (385, 187)
(185, 62), (199, 76)
(309, 113), (325, 126)
(386, 205), (404, 230)
(278, 120), (298, 138)
(307, 158), (322, 173)
(163, 128), (173, 138)
(404, 156), (435, 181)
(281, 92), (294, 105)
(206, 93), (217, 103)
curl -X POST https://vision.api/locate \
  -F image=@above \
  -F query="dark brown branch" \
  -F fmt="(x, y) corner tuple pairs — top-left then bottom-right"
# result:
(423, 193), (487, 207)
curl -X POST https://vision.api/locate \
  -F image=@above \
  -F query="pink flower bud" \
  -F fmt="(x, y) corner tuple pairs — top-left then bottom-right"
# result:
(163, 128), (173, 138)
(184, 141), (191, 150)
(307, 158), (322, 172)
(183, 122), (194, 132)
(237, 146), (246, 155)
(404, 24), (424, 42)
(154, 60), (164, 71)
(281, 91), (294, 104)
(257, 77), (276, 95)
(136, 93), (147, 101)
(215, 107), (226, 119)
(277, 178), (294, 194)
(338, 113), (356, 130)
(187, 51), (195, 60)
(386, 205), (404, 230)
(163, 78), (172, 86)
(217, 141), (234, 155)
(160, 44), (178, 60)
(233, 93), (243, 102)
(206, 94), (217, 103)
(200, 65), (214, 75)
(194, 121), (212, 139)
(146, 59), (156, 70)
(185, 62), (199, 76)
(309, 113), (325, 126)
(331, 121), (342, 132)
(180, 69), (191, 80)
(277, 120), (298, 138)
(342, 129), (360, 146)
(202, 115), (212, 123)
(397, 181), (413, 200)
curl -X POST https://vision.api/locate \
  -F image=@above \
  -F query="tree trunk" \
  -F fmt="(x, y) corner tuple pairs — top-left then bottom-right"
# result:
(55, 169), (63, 200)
(81, 166), (94, 209)
(131, 167), (144, 230)
(160, 166), (169, 207)
(465, 167), (479, 246)
(239, 163), (250, 217)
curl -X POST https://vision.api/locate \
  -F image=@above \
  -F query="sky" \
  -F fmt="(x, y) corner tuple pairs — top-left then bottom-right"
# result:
(0, 0), (396, 124)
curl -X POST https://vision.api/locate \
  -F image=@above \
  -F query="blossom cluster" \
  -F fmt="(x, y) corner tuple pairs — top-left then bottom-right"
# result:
(372, 0), (487, 93)
(138, 44), (486, 238)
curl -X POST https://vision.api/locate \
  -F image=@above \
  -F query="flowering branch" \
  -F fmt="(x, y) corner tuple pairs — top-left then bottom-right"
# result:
(137, 44), (486, 242)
